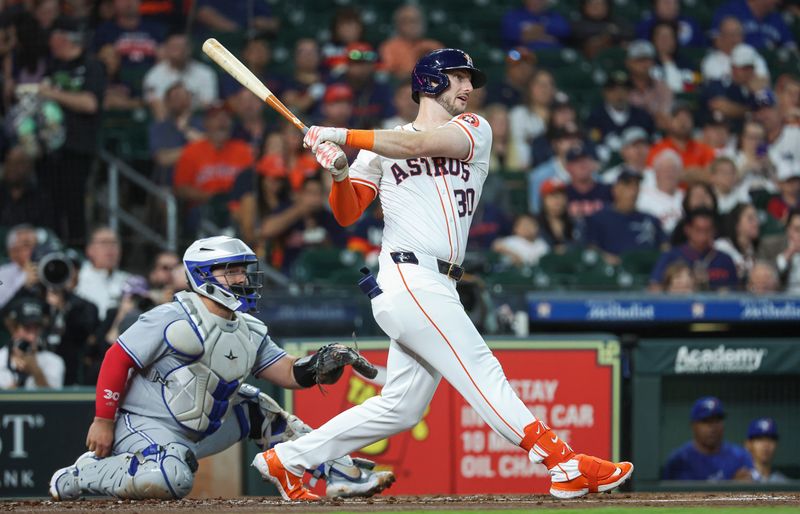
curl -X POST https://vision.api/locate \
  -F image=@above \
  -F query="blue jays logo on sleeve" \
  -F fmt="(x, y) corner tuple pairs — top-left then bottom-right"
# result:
(458, 113), (479, 127)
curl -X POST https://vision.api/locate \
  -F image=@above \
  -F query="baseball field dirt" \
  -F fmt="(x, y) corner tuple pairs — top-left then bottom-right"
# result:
(2, 492), (799, 513)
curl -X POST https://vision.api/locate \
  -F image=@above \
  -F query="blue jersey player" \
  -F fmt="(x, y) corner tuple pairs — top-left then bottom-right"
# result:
(663, 396), (754, 481)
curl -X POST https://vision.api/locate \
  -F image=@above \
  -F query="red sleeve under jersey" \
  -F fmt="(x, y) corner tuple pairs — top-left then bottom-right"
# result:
(95, 343), (137, 420)
(329, 177), (376, 226)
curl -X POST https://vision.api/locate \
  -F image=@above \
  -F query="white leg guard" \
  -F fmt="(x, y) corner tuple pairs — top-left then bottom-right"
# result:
(76, 443), (198, 499)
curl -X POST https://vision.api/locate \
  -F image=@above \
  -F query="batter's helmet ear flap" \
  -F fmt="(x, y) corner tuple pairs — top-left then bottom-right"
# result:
(411, 64), (450, 104)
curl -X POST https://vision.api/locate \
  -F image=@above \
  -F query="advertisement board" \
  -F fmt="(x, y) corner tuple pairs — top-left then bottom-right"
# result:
(285, 337), (620, 495)
(0, 391), (94, 497)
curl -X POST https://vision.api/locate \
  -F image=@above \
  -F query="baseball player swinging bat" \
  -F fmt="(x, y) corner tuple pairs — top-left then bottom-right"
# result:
(202, 38), (346, 170)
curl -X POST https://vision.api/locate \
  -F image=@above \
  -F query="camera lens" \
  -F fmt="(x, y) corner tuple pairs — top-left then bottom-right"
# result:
(38, 252), (74, 289)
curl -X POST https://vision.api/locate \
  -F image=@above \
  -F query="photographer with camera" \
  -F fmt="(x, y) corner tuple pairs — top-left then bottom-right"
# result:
(0, 297), (64, 389)
(39, 248), (100, 386)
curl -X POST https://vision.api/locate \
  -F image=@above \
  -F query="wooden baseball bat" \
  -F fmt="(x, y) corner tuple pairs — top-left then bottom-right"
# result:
(202, 38), (346, 169)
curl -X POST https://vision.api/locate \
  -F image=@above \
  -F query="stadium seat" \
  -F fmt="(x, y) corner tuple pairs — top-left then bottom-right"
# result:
(681, 0), (715, 29)
(620, 249), (661, 276)
(291, 248), (365, 284)
(618, 250), (658, 289)
(574, 265), (621, 291)
(101, 108), (151, 163)
(594, 47), (627, 73)
(611, 0), (644, 21)
(486, 265), (534, 285)
(497, 170), (529, 216)
(538, 248), (583, 275)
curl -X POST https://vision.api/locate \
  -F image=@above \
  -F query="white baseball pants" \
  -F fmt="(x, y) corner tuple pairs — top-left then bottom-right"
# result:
(275, 253), (536, 475)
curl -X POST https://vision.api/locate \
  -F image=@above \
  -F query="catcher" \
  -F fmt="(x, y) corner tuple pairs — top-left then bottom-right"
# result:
(49, 236), (393, 500)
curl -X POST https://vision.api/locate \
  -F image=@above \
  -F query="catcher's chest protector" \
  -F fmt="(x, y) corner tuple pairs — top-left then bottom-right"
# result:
(162, 291), (257, 436)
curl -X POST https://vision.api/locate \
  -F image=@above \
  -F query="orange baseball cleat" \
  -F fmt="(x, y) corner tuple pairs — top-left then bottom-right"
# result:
(252, 449), (320, 501)
(522, 420), (633, 498)
(548, 454), (634, 499)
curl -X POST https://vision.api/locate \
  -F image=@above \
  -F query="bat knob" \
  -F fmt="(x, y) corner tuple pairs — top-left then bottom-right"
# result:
(334, 155), (347, 171)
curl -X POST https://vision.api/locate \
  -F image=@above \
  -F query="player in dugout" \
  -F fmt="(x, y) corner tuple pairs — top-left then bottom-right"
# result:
(49, 236), (395, 500)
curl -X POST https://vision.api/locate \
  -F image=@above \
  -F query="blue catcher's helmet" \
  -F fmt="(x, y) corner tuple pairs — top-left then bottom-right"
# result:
(411, 48), (486, 103)
(183, 236), (263, 313)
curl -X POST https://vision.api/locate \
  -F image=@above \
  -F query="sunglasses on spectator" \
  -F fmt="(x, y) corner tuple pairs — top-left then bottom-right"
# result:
(349, 50), (377, 62)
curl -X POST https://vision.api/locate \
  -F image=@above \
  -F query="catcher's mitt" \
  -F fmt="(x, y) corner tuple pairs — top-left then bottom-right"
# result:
(314, 343), (378, 384)
(293, 343), (377, 388)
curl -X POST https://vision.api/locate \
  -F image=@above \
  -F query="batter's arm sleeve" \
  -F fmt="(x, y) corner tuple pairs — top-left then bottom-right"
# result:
(331, 149), (381, 226)
(329, 179), (376, 226)
(95, 343), (137, 420)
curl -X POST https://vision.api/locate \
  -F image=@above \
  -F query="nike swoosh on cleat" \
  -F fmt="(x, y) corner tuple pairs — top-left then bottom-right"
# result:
(551, 435), (558, 443)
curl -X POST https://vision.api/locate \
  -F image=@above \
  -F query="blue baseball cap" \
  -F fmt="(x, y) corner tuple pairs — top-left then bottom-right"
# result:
(747, 417), (779, 440)
(690, 396), (725, 422)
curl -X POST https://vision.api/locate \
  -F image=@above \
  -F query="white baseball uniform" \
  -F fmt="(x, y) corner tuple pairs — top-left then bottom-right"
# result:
(273, 113), (539, 475)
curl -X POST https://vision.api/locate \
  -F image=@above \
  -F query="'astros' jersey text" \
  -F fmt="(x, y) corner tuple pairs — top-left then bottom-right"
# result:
(348, 112), (492, 265)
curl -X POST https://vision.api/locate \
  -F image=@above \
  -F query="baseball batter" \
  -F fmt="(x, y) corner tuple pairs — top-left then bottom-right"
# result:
(254, 49), (633, 500)
(49, 236), (394, 501)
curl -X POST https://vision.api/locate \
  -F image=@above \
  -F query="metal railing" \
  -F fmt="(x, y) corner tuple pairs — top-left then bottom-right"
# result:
(99, 149), (177, 252)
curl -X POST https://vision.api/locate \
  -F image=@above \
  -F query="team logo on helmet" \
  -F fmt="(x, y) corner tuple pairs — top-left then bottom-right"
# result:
(458, 113), (480, 127)
(463, 52), (473, 66)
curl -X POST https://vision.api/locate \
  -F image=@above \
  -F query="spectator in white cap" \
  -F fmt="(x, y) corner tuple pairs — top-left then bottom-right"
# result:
(701, 17), (770, 87)
(700, 44), (761, 129)
(626, 40), (673, 132)
(601, 126), (651, 184)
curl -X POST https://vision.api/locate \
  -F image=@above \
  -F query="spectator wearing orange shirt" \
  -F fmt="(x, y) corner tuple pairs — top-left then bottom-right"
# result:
(173, 105), (254, 231)
(379, 4), (442, 80)
(648, 103), (716, 183)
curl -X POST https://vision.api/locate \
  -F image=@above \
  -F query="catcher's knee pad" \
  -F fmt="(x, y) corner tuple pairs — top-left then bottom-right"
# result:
(77, 443), (197, 500)
(129, 443), (198, 499)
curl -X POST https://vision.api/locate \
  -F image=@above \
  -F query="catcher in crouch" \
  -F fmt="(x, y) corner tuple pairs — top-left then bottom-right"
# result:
(49, 236), (394, 500)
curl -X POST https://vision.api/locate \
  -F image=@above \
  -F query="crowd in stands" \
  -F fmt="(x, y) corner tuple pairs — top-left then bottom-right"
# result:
(2, 0), (800, 388)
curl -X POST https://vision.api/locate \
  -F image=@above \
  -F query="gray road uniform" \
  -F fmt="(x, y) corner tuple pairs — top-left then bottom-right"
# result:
(50, 291), (373, 500)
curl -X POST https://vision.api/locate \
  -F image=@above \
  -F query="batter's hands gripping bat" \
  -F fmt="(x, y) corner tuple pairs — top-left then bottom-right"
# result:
(202, 37), (347, 170)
